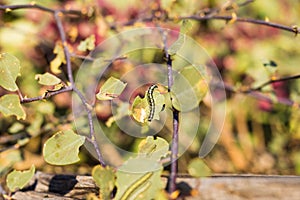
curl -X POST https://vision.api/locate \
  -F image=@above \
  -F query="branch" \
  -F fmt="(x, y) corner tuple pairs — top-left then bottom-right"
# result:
(53, 11), (106, 166)
(179, 15), (299, 35)
(222, 82), (296, 107)
(0, 3), (82, 16)
(54, 11), (75, 86)
(20, 86), (73, 104)
(245, 74), (300, 92)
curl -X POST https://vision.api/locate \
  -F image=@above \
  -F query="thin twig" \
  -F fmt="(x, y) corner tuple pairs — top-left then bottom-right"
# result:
(179, 15), (299, 34)
(72, 87), (106, 166)
(246, 74), (300, 92)
(0, 3), (82, 16)
(54, 11), (75, 85)
(222, 82), (296, 107)
(20, 86), (73, 104)
(53, 10), (106, 166)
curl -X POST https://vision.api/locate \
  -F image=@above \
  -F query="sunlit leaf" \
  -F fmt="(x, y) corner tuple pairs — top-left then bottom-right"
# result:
(115, 137), (167, 199)
(168, 19), (192, 55)
(172, 65), (208, 112)
(50, 42), (66, 74)
(0, 53), (21, 91)
(131, 96), (148, 124)
(0, 94), (26, 120)
(78, 35), (96, 51)
(6, 165), (35, 192)
(138, 136), (169, 161)
(131, 85), (165, 124)
(187, 158), (211, 178)
(115, 159), (163, 200)
(35, 72), (61, 86)
(43, 130), (85, 165)
(96, 77), (127, 100)
(92, 165), (116, 200)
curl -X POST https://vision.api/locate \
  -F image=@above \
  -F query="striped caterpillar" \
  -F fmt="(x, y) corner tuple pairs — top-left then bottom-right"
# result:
(146, 85), (158, 122)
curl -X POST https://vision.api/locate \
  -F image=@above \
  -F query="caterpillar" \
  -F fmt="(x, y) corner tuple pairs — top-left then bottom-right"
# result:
(120, 172), (153, 200)
(146, 85), (158, 122)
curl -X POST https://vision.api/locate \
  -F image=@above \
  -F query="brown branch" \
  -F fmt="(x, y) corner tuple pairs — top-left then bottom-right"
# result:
(179, 15), (299, 34)
(20, 86), (73, 104)
(53, 11), (106, 166)
(0, 3), (82, 16)
(222, 82), (296, 107)
(247, 74), (300, 92)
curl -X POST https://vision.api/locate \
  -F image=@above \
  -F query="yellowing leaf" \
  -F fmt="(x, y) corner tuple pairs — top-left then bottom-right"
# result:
(0, 149), (22, 174)
(43, 130), (85, 165)
(229, 12), (237, 24)
(0, 53), (21, 91)
(96, 77), (127, 100)
(35, 72), (61, 86)
(77, 35), (96, 51)
(131, 85), (165, 124)
(6, 165), (35, 192)
(92, 165), (116, 200)
(0, 94), (26, 120)
(50, 43), (66, 74)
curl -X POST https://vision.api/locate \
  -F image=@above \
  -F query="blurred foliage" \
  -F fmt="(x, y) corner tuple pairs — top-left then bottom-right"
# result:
(0, 1), (300, 191)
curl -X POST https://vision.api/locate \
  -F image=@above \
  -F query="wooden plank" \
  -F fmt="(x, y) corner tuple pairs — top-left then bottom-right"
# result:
(9, 172), (300, 200)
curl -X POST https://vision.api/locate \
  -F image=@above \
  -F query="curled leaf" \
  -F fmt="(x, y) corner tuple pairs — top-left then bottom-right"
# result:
(96, 77), (127, 100)
(35, 72), (62, 86)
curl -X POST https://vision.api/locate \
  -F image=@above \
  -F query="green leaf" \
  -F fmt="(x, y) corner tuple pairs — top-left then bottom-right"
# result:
(35, 72), (61, 86)
(187, 158), (211, 178)
(77, 35), (96, 51)
(43, 130), (85, 165)
(92, 165), (116, 200)
(6, 165), (35, 192)
(131, 85), (165, 124)
(168, 19), (192, 55)
(138, 136), (169, 161)
(115, 159), (164, 200)
(172, 65), (208, 112)
(0, 94), (26, 120)
(96, 76), (127, 100)
(0, 53), (21, 91)
(115, 137), (168, 199)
